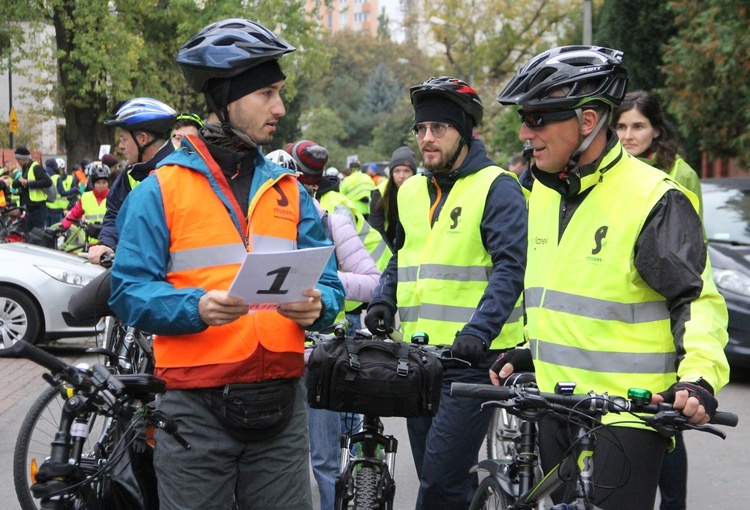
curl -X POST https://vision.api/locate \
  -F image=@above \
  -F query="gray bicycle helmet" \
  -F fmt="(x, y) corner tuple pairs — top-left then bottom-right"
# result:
(104, 97), (177, 134)
(496, 46), (628, 110)
(87, 162), (111, 182)
(176, 18), (296, 94)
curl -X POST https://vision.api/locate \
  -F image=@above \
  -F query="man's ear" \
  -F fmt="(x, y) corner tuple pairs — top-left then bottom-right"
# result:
(581, 109), (600, 136)
(136, 131), (153, 147)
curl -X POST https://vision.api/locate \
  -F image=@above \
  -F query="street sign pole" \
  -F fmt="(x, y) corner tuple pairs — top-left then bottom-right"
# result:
(8, 58), (13, 149)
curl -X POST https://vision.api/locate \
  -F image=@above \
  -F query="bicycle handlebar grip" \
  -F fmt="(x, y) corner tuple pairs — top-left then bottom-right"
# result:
(450, 382), (513, 400)
(712, 411), (738, 427)
(0, 340), (68, 374)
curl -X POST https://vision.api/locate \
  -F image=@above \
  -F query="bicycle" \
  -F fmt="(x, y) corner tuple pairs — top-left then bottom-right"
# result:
(48, 220), (95, 254)
(13, 253), (157, 510)
(0, 205), (29, 243)
(451, 381), (739, 510)
(1, 339), (188, 510)
(318, 330), (469, 510)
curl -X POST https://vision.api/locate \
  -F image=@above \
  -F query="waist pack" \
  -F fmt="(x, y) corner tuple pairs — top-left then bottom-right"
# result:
(208, 378), (296, 442)
(305, 337), (443, 418)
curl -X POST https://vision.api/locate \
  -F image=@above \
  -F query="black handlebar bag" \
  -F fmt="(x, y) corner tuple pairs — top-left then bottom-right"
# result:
(305, 337), (443, 417)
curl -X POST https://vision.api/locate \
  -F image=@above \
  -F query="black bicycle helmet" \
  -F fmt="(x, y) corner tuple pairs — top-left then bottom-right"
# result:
(410, 76), (484, 126)
(496, 46), (627, 110)
(176, 18), (296, 94)
(104, 97), (177, 134)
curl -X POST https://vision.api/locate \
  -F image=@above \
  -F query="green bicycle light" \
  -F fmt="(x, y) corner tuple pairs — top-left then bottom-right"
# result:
(411, 332), (429, 345)
(628, 388), (652, 407)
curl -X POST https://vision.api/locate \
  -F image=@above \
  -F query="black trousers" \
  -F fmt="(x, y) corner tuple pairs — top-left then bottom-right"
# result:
(538, 415), (670, 510)
(68, 269), (112, 320)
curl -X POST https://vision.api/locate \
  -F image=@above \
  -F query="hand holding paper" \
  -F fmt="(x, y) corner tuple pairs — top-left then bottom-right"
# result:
(199, 290), (249, 326)
(277, 288), (323, 327)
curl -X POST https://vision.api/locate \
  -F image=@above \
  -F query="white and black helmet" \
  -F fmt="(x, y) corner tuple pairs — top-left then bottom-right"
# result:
(266, 149), (300, 172)
(104, 97), (177, 135)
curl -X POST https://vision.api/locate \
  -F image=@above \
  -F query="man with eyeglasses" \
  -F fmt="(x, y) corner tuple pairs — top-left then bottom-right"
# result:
(491, 46), (729, 510)
(364, 76), (527, 509)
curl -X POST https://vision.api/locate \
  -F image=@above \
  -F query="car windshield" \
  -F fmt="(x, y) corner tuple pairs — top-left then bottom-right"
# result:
(703, 183), (750, 245)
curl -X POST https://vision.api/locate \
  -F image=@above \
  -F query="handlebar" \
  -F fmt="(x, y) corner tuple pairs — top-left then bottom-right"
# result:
(451, 382), (738, 435)
(0, 340), (190, 448)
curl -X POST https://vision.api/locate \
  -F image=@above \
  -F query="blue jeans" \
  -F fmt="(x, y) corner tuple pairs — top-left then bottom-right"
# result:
(307, 407), (340, 510)
(345, 312), (362, 337)
(407, 351), (498, 510)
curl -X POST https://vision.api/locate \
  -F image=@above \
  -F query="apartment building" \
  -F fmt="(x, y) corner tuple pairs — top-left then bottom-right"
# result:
(307, 0), (380, 37)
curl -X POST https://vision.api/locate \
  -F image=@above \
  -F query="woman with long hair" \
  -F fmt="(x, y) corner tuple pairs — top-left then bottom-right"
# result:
(369, 146), (418, 250)
(613, 90), (703, 219)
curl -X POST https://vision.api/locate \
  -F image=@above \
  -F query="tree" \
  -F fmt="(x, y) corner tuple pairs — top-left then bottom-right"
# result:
(595, 0), (676, 92)
(298, 31), (436, 162)
(662, 1), (750, 166)
(0, 0), (331, 165)
(423, 0), (575, 154)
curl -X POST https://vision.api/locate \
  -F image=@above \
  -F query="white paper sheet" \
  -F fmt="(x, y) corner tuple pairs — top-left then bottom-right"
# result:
(227, 245), (335, 307)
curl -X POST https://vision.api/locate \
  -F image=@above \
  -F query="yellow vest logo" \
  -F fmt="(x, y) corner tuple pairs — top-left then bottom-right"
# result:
(591, 225), (609, 255)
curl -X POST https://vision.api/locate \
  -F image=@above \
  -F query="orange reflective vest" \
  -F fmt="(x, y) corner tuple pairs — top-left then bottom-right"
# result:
(152, 140), (306, 383)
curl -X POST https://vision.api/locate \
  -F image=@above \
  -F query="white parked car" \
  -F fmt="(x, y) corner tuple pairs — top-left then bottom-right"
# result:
(0, 242), (105, 346)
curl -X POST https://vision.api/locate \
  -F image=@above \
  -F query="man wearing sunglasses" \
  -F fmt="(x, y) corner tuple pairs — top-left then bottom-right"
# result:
(365, 76), (527, 509)
(492, 46), (729, 510)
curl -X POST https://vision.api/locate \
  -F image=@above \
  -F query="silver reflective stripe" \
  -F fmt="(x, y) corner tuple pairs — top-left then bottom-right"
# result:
(251, 234), (295, 252)
(398, 265), (490, 283)
(370, 238), (388, 263)
(398, 266), (419, 282)
(402, 302), (522, 326)
(528, 288), (668, 324)
(506, 305), (524, 323)
(401, 303), (475, 324)
(399, 305), (420, 323)
(533, 339), (676, 374)
(168, 243), (247, 273)
(358, 222), (389, 261)
(417, 264), (491, 281)
(525, 287), (543, 308)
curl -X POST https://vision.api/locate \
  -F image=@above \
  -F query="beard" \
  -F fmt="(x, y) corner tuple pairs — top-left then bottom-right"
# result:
(422, 139), (463, 173)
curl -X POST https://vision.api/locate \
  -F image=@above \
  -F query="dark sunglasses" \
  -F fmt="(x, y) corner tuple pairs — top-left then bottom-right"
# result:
(517, 109), (578, 129)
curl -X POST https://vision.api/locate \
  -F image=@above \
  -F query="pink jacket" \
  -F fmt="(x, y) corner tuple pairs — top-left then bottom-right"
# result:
(314, 200), (381, 302)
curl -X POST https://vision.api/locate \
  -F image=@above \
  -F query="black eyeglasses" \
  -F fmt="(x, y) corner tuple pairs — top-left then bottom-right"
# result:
(517, 109), (577, 129)
(412, 122), (451, 139)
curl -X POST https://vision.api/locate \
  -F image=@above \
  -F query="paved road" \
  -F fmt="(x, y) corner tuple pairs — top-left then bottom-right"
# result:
(1, 339), (746, 509)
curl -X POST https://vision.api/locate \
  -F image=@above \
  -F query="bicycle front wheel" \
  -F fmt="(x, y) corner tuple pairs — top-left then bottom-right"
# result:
(353, 466), (387, 510)
(469, 475), (515, 510)
(12, 385), (108, 510)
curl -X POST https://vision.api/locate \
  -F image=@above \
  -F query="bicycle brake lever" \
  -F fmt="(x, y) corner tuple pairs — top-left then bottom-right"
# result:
(150, 410), (192, 450)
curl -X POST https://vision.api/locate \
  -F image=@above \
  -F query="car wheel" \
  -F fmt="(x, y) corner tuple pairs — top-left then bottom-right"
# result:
(0, 286), (43, 347)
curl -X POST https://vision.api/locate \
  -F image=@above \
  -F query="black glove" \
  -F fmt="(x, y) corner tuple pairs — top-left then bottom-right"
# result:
(490, 348), (535, 379)
(451, 334), (487, 367)
(658, 380), (718, 419)
(364, 304), (395, 335)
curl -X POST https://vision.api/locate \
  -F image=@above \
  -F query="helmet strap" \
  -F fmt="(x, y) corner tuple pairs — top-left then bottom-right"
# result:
(564, 108), (609, 174)
(131, 131), (159, 164)
(444, 137), (467, 172)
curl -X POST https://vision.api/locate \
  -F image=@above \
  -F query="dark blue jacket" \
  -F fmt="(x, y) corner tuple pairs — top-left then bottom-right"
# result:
(97, 142), (174, 249)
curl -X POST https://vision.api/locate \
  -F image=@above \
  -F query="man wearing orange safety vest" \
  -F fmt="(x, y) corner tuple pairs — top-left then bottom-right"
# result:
(109, 18), (344, 510)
